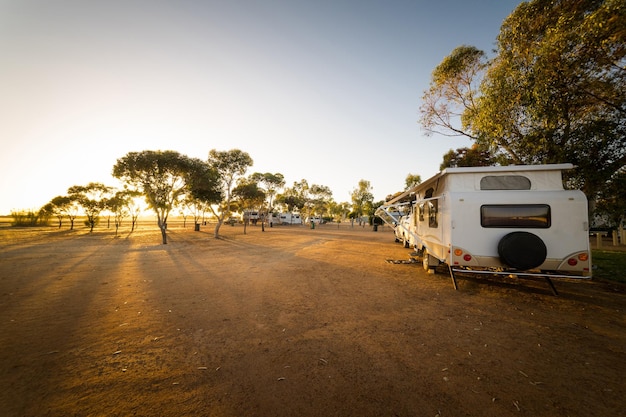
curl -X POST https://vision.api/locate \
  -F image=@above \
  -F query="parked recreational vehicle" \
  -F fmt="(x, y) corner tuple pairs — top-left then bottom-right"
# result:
(376, 164), (591, 293)
(279, 213), (302, 225)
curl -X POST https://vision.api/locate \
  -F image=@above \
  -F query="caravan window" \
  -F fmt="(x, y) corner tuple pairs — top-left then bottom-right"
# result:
(428, 200), (438, 228)
(481, 204), (551, 228)
(480, 175), (531, 190)
(418, 203), (424, 222)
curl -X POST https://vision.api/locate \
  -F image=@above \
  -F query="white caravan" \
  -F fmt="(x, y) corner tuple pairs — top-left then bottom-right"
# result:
(376, 164), (591, 294)
(279, 213), (302, 225)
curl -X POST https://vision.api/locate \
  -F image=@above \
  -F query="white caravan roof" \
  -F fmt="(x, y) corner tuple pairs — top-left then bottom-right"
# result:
(386, 164), (574, 205)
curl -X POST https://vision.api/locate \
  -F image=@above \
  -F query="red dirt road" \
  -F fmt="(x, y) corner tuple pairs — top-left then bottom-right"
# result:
(0, 223), (624, 417)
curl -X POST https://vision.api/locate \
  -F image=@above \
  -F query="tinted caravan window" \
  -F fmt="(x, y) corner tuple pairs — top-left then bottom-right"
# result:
(480, 175), (531, 190)
(481, 204), (550, 228)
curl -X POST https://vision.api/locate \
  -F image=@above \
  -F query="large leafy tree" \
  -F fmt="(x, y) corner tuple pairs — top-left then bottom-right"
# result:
(276, 179), (309, 215)
(440, 145), (495, 170)
(207, 149), (253, 238)
(420, 45), (487, 141)
(308, 184), (333, 219)
(351, 179), (374, 222)
(112, 150), (202, 244)
(68, 182), (112, 232)
(46, 195), (80, 230)
(250, 172), (285, 215)
(404, 173), (422, 190)
(420, 0), (626, 205)
(185, 158), (223, 229)
(232, 178), (266, 234)
(474, 0), (626, 197)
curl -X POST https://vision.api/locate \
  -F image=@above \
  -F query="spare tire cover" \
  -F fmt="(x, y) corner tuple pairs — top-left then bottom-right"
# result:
(498, 232), (547, 270)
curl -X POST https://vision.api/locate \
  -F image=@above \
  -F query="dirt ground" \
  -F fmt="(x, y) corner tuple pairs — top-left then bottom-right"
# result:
(0, 222), (624, 417)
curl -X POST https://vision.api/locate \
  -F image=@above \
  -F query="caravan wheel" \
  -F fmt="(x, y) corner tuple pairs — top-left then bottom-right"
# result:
(498, 231), (547, 270)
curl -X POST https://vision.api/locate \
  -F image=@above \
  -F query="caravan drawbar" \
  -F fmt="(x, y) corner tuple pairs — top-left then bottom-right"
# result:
(376, 164), (592, 294)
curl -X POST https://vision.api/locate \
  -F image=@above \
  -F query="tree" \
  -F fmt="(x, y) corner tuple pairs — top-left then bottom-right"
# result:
(477, 0), (625, 201)
(440, 144), (495, 170)
(419, 45), (487, 141)
(107, 190), (135, 237)
(250, 172), (285, 218)
(124, 189), (144, 232)
(46, 195), (79, 230)
(207, 149), (253, 238)
(185, 158), (223, 230)
(112, 150), (200, 244)
(351, 179), (374, 224)
(308, 184), (333, 220)
(404, 174), (422, 190)
(276, 179), (308, 217)
(420, 0), (626, 210)
(595, 168), (626, 228)
(328, 200), (348, 224)
(68, 183), (112, 232)
(232, 178), (266, 234)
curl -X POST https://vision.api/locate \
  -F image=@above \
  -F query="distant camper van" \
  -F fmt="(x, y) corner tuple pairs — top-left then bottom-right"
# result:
(377, 164), (591, 294)
(279, 213), (302, 225)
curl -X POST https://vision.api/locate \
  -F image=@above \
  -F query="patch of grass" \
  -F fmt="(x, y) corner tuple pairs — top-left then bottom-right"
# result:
(592, 250), (626, 283)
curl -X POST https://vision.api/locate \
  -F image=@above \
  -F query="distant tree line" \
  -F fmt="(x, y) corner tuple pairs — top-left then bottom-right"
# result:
(14, 149), (383, 244)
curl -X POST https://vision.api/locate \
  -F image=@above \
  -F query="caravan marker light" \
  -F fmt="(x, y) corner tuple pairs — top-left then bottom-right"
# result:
(568, 258), (578, 266)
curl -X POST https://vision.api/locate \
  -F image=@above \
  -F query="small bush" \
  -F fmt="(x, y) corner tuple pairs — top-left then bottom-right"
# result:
(10, 210), (48, 227)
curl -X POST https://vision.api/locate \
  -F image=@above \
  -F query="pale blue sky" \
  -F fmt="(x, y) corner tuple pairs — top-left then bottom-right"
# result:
(0, 0), (522, 214)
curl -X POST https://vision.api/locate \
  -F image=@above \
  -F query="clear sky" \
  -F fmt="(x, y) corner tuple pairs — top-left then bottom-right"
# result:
(0, 0), (523, 215)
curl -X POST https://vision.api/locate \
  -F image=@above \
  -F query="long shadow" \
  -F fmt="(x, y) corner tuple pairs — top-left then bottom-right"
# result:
(0, 232), (137, 416)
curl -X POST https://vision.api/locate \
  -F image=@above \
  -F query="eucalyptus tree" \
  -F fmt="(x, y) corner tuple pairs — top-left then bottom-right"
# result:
(46, 195), (79, 230)
(419, 0), (626, 204)
(112, 150), (212, 244)
(207, 149), (253, 238)
(185, 158), (223, 230)
(308, 184), (333, 219)
(250, 172), (285, 215)
(351, 179), (374, 222)
(232, 178), (266, 234)
(404, 173), (422, 190)
(276, 179), (308, 218)
(419, 45), (487, 141)
(475, 0), (626, 198)
(107, 189), (137, 236)
(68, 182), (112, 232)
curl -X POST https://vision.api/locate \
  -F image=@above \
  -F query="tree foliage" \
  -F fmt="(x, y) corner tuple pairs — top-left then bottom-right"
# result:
(250, 172), (285, 213)
(419, 45), (487, 140)
(351, 179), (374, 219)
(232, 178), (266, 234)
(207, 149), (253, 238)
(440, 145), (496, 170)
(420, 0), (625, 208)
(404, 174), (422, 190)
(112, 150), (202, 244)
(68, 182), (112, 232)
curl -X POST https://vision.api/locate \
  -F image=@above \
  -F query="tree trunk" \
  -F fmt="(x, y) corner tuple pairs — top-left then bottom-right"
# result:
(160, 225), (168, 244)
(214, 220), (223, 238)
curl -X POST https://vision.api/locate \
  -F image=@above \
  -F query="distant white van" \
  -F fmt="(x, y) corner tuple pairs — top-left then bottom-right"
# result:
(377, 164), (591, 294)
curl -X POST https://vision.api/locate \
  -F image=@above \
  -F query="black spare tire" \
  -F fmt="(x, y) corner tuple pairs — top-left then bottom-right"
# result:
(497, 231), (547, 270)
